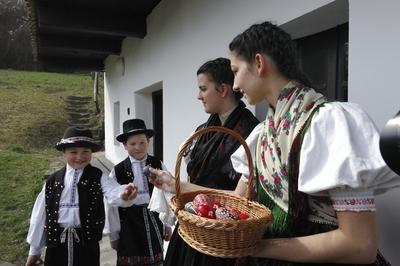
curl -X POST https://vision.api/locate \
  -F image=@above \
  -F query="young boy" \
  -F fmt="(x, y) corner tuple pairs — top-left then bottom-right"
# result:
(106, 118), (171, 266)
(25, 126), (138, 266)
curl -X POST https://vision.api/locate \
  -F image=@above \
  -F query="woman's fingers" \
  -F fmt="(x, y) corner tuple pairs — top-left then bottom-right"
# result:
(148, 167), (176, 192)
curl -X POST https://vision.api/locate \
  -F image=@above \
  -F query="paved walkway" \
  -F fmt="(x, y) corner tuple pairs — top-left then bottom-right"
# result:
(91, 152), (118, 266)
(0, 261), (15, 266)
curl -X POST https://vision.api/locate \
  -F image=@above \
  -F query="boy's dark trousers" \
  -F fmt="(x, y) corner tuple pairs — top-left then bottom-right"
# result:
(44, 228), (100, 266)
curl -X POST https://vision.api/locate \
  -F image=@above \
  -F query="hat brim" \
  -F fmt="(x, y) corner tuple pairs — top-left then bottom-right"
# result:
(116, 129), (154, 142)
(56, 141), (102, 152)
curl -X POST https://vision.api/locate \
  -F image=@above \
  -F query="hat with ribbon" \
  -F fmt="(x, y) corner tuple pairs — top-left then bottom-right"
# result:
(55, 126), (101, 152)
(116, 119), (154, 142)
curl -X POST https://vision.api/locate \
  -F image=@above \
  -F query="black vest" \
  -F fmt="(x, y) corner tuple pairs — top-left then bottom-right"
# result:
(113, 155), (161, 196)
(45, 164), (105, 247)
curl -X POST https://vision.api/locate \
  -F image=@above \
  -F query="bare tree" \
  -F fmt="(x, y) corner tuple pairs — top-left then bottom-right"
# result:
(0, 0), (33, 70)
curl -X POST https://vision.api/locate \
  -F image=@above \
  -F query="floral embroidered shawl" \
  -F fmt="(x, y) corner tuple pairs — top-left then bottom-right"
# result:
(256, 82), (327, 212)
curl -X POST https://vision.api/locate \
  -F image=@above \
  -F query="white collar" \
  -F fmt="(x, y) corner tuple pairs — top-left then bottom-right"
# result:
(218, 105), (237, 125)
(66, 164), (84, 174)
(129, 155), (148, 164)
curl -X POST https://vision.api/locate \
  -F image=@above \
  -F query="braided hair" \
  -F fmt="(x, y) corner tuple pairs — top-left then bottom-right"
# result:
(229, 21), (311, 87)
(197, 57), (243, 101)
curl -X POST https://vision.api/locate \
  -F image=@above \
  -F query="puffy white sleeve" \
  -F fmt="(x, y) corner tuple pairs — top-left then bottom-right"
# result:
(104, 168), (121, 241)
(231, 122), (264, 182)
(299, 102), (400, 200)
(148, 162), (176, 227)
(101, 171), (136, 208)
(27, 184), (46, 255)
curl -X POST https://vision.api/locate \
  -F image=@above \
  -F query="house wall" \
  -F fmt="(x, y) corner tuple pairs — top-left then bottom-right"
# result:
(348, 0), (400, 263)
(103, 0), (400, 263)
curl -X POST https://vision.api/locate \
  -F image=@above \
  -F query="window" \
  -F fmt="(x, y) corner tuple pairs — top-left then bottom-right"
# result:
(152, 90), (163, 160)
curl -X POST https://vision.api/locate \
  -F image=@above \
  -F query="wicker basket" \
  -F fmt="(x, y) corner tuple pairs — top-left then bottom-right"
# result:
(170, 126), (273, 258)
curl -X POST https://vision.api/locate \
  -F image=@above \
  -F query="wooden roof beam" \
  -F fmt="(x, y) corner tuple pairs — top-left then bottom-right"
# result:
(36, 5), (147, 38)
(39, 56), (105, 72)
(39, 34), (122, 56)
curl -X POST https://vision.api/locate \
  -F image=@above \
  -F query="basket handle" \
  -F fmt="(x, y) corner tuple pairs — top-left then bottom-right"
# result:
(174, 126), (255, 201)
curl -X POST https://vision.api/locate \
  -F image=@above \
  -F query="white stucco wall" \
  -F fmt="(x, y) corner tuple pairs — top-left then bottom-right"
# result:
(103, 0), (399, 263)
(348, 0), (400, 264)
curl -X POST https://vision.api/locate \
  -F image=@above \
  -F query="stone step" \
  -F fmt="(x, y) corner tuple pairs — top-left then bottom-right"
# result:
(66, 96), (92, 101)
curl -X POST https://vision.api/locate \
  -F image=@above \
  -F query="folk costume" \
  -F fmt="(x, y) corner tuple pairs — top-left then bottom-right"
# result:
(26, 126), (135, 266)
(163, 101), (259, 266)
(232, 83), (400, 265)
(107, 119), (166, 266)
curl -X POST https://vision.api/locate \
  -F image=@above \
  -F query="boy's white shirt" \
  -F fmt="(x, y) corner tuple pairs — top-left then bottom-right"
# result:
(106, 155), (174, 241)
(26, 163), (135, 255)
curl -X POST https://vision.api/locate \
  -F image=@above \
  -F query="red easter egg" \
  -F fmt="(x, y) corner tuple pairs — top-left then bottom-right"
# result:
(196, 204), (215, 218)
(239, 212), (250, 220)
(211, 199), (221, 210)
(193, 193), (212, 209)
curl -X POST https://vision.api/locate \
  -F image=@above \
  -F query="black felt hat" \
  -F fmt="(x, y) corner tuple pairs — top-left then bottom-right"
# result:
(116, 119), (154, 142)
(55, 126), (101, 152)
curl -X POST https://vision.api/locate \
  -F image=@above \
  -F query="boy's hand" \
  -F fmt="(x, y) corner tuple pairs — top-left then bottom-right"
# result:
(148, 167), (176, 193)
(25, 255), (43, 266)
(121, 183), (138, 200)
(110, 239), (119, 250)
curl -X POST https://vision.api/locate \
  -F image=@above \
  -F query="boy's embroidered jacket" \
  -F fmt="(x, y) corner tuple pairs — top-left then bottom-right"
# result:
(45, 164), (105, 247)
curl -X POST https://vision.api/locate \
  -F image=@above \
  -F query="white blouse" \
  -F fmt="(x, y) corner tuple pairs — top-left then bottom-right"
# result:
(27, 163), (135, 255)
(232, 102), (400, 213)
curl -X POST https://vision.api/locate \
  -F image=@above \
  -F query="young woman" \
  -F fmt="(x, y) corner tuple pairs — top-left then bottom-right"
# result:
(150, 22), (399, 265)
(163, 57), (259, 266)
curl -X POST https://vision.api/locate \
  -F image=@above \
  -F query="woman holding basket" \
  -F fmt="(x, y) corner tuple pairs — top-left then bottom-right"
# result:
(163, 57), (259, 266)
(150, 21), (400, 265)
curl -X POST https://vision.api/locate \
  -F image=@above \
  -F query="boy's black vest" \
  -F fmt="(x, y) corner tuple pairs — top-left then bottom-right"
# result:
(114, 155), (161, 196)
(45, 164), (105, 247)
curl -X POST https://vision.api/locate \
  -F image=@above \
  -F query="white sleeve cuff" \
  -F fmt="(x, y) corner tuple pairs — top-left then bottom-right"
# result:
(329, 189), (376, 212)
(29, 245), (41, 256)
(109, 231), (120, 241)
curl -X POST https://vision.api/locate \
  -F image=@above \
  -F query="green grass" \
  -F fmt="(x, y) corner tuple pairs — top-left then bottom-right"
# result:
(0, 69), (103, 264)
(0, 149), (48, 265)
(0, 69), (103, 151)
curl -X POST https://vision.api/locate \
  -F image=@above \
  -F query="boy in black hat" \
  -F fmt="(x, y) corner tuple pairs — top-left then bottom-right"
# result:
(25, 126), (138, 266)
(106, 118), (172, 266)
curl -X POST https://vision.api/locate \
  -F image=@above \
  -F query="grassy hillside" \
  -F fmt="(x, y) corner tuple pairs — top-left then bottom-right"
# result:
(0, 69), (102, 265)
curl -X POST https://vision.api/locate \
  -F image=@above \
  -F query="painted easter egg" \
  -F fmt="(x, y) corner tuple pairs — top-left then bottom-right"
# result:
(184, 201), (197, 214)
(196, 204), (215, 219)
(193, 193), (212, 209)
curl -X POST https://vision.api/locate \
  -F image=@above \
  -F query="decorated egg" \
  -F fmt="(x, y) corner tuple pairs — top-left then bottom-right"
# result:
(239, 212), (250, 220)
(142, 165), (150, 178)
(196, 204), (215, 219)
(211, 199), (221, 210)
(193, 193), (212, 209)
(184, 201), (197, 214)
(226, 207), (240, 220)
(215, 206), (239, 220)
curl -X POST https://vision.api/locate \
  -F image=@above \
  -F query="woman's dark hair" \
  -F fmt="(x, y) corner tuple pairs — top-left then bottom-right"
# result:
(229, 21), (311, 87)
(197, 57), (243, 101)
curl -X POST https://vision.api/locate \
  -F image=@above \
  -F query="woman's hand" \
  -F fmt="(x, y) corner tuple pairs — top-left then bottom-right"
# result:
(148, 168), (176, 193)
